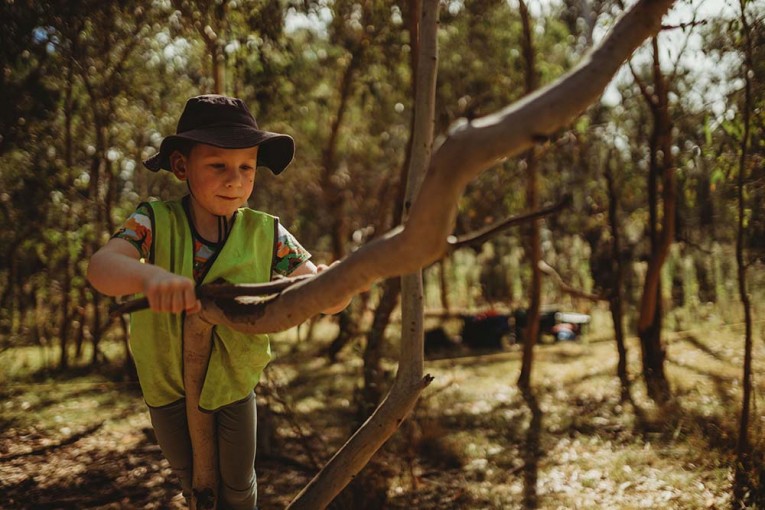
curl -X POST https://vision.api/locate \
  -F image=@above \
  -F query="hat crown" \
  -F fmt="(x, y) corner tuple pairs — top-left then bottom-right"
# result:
(176, 95), (258, 133)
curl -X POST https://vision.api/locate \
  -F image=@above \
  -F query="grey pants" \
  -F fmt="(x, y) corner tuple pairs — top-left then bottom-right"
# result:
(148, 392), (258, 510)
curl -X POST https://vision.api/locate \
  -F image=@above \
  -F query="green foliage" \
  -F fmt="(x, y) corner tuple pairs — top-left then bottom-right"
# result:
(0, 1), (761, 371)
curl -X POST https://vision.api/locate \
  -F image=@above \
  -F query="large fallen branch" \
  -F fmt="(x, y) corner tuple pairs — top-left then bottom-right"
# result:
(111, 199), (569, 317)
(197, 0), (676, 335)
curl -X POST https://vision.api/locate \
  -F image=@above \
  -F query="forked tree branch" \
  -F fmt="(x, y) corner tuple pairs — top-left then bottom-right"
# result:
(288, 1), (439, 507)
(196, 0), (677, 335)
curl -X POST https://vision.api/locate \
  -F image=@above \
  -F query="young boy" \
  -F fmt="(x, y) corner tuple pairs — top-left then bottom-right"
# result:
(88, 95), (346, 509)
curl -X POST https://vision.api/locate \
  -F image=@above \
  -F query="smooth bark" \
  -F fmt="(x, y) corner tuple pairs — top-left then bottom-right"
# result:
(357, 0), (422, 416)
(288, 1), (439, 507)
(184, 315), (218, 510)
(198, 0), (677, 336)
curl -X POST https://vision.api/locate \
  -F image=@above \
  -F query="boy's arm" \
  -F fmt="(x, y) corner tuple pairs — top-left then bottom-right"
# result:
(87, 238), (201, 314)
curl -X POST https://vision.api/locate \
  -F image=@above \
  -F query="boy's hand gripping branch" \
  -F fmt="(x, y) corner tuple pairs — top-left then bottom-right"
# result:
(110, 275), (314, 317)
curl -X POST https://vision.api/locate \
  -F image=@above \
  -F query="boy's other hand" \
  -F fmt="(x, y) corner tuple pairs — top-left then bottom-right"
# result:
(143, 272), (202, 314)
(315, 262), (336, 273)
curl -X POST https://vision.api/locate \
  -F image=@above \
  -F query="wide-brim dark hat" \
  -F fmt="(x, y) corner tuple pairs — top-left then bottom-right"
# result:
(143, 95), (295, 174)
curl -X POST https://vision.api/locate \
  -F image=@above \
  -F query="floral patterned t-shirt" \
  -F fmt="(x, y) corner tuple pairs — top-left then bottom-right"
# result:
(113, 202), (311, 282)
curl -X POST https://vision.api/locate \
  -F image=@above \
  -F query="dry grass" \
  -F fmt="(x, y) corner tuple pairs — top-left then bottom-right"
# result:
(0, 316), (762, 509)
(260, 314), (764, 509)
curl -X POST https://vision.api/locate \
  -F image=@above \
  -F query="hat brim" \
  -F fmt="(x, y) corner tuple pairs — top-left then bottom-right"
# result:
(143, 126), (295, 175)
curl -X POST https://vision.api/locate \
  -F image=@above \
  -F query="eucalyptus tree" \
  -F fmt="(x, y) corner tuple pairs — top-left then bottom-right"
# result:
(0, 1), (160, 365)
(698, 0), (764, 503)
(732, 0), (757, 500)
(0, 1), (62, 345)
(181, 0), (682, 504)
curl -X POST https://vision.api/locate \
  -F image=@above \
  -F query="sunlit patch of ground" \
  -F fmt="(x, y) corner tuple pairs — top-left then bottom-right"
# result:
(0, 319), (762, 509)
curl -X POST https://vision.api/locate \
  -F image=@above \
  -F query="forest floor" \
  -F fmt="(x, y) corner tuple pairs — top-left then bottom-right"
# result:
(1, 315), (763, 509)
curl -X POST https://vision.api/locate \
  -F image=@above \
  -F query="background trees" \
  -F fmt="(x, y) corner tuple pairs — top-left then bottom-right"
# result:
(0, 0), (763, 507)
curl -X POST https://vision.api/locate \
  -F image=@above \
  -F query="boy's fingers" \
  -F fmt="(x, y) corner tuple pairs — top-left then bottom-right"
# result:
(153, 292), (165, 312)
(170, 292), (183, 314)
(187, 299), (202, 314)
(161, 294), (172, 313)
(184, 287), (199, 313)
(142, 278), (197, 314)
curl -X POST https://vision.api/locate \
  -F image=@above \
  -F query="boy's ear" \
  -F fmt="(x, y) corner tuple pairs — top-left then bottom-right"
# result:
(169, 150), (187, 180)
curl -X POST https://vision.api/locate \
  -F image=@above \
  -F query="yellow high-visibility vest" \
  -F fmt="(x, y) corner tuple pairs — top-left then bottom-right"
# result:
(129, 198), (275, 411)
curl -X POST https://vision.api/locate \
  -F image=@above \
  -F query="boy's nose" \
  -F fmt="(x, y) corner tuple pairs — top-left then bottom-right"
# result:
(224, 167), (241, 186)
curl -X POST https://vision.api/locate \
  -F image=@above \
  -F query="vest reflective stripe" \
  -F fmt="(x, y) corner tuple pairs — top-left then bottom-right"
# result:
(129, 199), (275, 410)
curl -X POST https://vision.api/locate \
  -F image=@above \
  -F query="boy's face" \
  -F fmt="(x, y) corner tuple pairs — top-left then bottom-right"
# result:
(172, 143), (258, 218)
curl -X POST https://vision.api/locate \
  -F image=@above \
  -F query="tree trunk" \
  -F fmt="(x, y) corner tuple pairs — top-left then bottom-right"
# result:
(518, 148), (541, 391)
(64, 60), (74, 168)
(733, 1), (755, 502)
(74, 286), (88, 360)
(438, 258), (450, 313)
(118, 314), (137, 381)
(604, 155), (629, 395)
(635, 38), (674, 404)
(184, 315), (218, 510)
(288, 2), (439, 507)
(359, 278), (400, 421)
(57, 235), (72, 370)
(321, 47), (365, 355)
(324, 308), (357, 361)
(211, 42), (225, 95)
(357, 0), (421, 420)
(638, 294), (669, 402)
(89, 124), (109, 366)
(321, 51), (359, 261)
(172, 0), (226, 95)
(517, 0), (541, 391)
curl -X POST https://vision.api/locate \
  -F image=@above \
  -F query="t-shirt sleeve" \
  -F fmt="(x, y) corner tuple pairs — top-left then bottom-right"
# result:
(112, 203), (153, 260)
(273, 223), (311, 277)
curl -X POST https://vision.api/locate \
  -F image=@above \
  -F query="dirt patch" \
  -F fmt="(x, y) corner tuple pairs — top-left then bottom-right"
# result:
(1, 327), (762, 509)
